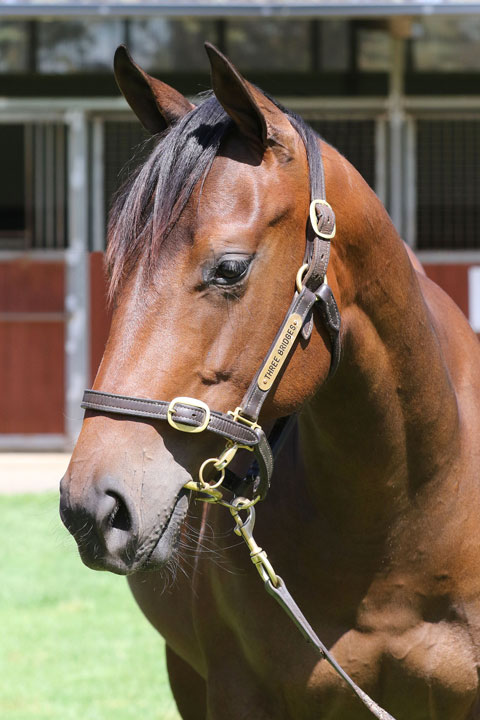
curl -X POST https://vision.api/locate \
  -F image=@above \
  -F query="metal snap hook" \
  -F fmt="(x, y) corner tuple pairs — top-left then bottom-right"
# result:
(231, 499), (256, 538)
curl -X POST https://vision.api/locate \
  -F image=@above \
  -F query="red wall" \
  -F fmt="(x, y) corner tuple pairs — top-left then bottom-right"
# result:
(90, 252), (112, 384)
(0, 259), (65, 434)
(0, 255), (477, 437)
(423, 264), (469, 320)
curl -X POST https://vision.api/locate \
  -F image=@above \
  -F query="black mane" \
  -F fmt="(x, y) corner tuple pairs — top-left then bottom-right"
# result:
(106, 90), (320, 298)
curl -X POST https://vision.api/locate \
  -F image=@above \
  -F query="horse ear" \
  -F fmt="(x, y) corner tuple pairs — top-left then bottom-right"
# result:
(205, 42), (296, 156)
(114, 45), (194, 135)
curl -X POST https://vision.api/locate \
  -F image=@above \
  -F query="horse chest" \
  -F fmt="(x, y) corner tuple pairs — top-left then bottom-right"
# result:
(195, 572), (480, 720)
(297, 618), (478, 720)
(208, 620), (479, 720)
(128, 534), (480, 720)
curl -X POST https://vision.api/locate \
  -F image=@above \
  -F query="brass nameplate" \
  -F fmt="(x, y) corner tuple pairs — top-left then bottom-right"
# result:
(257, 313), (302, 391)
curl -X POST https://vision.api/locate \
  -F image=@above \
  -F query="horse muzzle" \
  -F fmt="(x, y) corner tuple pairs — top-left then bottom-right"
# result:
(59, 473), (189, 575)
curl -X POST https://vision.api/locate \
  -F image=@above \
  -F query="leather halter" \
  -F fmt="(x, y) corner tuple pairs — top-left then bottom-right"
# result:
(81, 138), (340, 502)
(80, 142), (400, 720)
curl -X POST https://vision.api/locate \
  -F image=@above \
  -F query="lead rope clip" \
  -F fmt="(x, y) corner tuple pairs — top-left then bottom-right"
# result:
(229, 498), (278, 587)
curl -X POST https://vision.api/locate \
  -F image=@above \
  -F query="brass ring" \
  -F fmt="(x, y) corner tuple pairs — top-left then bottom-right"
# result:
(295, 263), (309, 293)
(198, 457), (226, 489)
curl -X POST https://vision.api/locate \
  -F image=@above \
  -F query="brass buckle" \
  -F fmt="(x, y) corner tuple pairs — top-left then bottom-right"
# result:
(227, 407), (261, 432)
(309, 199), (336, 239)
(167, 397), (210, 433)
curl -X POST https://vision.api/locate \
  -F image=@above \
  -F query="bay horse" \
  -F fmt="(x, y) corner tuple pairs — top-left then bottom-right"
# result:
(60, 43), (480, 719)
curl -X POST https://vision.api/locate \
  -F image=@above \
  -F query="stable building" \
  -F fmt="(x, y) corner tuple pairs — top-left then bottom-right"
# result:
(1, 0), (480, 448)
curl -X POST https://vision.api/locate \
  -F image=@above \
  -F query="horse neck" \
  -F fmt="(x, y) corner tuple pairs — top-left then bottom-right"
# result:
(295, 155), (460, 543)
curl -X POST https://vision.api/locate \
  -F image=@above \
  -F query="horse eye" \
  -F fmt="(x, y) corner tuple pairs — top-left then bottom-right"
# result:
(214, 257), (251, 285)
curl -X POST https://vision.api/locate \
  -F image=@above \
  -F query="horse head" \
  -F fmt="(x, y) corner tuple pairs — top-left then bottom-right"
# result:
(60, 44), (338, 575)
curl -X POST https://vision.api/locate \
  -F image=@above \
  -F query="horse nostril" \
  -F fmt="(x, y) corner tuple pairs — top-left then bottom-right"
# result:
(60, 477), (140, 573)
(107, 493), (132, 533)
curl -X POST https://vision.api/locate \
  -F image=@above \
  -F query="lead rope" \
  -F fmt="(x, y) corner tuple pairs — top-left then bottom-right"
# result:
(197, 495), (396, 720)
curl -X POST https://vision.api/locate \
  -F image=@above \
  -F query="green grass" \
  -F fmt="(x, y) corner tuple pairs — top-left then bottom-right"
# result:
(0, 492), (181, 720)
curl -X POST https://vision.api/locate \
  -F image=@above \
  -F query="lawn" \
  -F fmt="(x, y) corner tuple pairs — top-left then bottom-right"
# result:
(0, 492), (181, 720)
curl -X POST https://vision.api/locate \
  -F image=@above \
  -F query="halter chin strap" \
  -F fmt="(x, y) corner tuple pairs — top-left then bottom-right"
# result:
(81, 139), (340, 502)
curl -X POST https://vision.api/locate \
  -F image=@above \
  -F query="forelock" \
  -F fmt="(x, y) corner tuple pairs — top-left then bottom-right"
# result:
(105, 90), (321, 301)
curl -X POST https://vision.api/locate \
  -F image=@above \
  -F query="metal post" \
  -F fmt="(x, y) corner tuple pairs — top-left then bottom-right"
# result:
(374, 117), (387, 207)
(388, 34), (406, 237)
(404, 116), (417, 248)
(34, 124), (45, 248)
(91, 117), (105, 252)
(65, 110), (89, 449)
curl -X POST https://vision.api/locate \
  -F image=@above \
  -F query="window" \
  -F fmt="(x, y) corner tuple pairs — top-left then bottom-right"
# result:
(227, 19), (310, 71)
(0, 21), (29, 72)
(129, 18), (217, 72)
(310, 119), (376, 189)
(411, 16), (480, 72)
(0, 126), (27, 246)
(318, 21), (350, 72)
(357, 29), (392, 72)
(37, 19), (124, 73)
(0, 123), (67, 250)
(103, 121), (150, 226)
(0, 17), (395, 80)
(416, 119), (480, 250)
